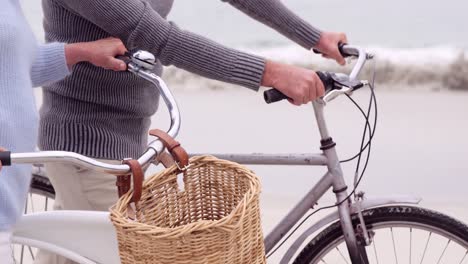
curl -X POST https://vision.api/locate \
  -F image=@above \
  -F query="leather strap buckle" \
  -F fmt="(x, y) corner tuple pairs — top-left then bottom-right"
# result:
(176, 160), (190, 172)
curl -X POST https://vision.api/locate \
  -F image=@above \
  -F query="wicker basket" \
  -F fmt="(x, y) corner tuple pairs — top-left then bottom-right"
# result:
(110, 155), (265, 264)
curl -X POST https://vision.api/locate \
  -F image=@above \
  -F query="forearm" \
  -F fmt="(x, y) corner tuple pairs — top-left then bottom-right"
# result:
(222, 0), (322, 49)
(30, 43), (70, 87)
(58, 0), (265, 90)
(152, 22), (266, 90)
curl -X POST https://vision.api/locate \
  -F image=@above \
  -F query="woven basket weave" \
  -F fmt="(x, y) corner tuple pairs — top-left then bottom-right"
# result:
(110, 155), (265, 264)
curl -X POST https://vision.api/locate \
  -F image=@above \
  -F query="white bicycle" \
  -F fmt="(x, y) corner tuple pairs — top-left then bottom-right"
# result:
(3, 46), (468, 264)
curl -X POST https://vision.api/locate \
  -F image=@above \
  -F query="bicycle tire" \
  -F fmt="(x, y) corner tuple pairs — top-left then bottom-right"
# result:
(30, 173), (55, 199)
(294, 206), (468, 264)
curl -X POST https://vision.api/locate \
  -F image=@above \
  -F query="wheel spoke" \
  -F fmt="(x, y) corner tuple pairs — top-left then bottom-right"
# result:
(45, 197), (49, 211)
(458, 250), (467, 264)
(29, 193), (35, 212)
(28, 246), (35, 260)
(21, 195), (28, 264)
(419, 232), (432, 264)
(391, 227), (399, 264)
(436, 240), (450, 264)
(410, 228), (412, 264)
(336, 247), (350, 264)
(20, 245), (25, 263)
(372, 237), (379, 264)
(24, 196), (29, 214)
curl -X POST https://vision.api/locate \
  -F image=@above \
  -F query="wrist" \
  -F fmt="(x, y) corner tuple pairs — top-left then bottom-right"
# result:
(261, 60), (280, 87)
(313, 32), (325, 50)
(64, 43), (89, 68)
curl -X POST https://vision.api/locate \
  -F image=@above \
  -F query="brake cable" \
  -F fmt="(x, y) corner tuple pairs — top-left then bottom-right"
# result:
(340, 60), (378, 164)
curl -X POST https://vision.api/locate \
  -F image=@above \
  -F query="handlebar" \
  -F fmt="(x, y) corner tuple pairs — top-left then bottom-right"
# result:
(1, 46), (372, 173)
(1, 51), (180, 175)
(263, 44), (373, 104)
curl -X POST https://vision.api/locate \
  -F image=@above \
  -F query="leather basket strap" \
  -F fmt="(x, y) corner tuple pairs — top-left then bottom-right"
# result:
(156, 151), (176, 168)
(116, 175), (131, 198)
(149, 129), (189, 171)
(116, 159), (144, 203)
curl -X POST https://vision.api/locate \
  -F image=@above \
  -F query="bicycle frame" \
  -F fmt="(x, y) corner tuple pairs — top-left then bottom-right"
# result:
(13, 103), (420, 264)
(198, 100), (360, 256)
(9, 46), (422, 264)
(199, 99), (422, 263)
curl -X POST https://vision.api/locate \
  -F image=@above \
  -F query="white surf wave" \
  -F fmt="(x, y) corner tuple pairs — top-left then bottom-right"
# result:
(162, 45), (468, 91)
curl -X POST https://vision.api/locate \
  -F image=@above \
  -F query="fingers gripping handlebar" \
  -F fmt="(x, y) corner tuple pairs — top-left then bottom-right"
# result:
(263, 71), (334, 104)
(3, 51), (181, 176)
(263, 44), (372, 104)
(116, 50), (156, 70)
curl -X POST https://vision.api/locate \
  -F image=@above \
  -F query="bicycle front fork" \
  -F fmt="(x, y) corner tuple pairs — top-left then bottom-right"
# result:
(336, 189), (371, 264)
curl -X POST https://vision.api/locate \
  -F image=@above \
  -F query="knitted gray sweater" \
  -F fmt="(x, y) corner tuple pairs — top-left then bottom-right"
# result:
(39, 0), (321, 159)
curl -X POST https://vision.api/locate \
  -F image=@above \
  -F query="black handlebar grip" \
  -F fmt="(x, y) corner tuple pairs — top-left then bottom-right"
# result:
(313, 42), (352, 58)
(316, 71), (335, 92)
(337, 42), (349, 57)
(0, 151), (11, 166)
(264, 89), (289, 104)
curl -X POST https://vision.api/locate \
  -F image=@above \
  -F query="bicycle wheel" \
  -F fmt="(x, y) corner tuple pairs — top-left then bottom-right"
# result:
(294, 206), (468, 264)
(14, 168), (56, 264)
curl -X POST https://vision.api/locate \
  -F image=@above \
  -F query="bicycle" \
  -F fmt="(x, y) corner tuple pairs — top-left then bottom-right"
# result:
(2, 45), (468, 264)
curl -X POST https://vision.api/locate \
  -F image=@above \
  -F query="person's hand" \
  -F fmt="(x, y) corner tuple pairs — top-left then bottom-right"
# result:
(261, 60), (325, 106)
(0, 147), (6, 171)
(65, 37), (128, 71)
(313, 31), (348, 65)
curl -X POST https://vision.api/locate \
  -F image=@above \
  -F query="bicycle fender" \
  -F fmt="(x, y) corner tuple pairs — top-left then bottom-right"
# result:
(280, 195), (421, 264)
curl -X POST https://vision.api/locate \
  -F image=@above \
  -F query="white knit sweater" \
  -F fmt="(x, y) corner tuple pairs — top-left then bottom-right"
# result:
(0, 0), (69, 230)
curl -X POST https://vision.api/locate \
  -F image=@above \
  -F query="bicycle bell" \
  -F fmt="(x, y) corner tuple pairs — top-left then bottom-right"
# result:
(131, 50), (156, 70)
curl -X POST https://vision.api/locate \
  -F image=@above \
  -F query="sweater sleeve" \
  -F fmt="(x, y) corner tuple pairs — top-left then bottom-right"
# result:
(222, 0), (322, 49)
(30, 43), (70, 87)
(57, 0), (265, 90)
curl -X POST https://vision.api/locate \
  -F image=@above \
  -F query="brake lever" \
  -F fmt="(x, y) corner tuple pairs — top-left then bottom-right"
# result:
(332, 73), (365, 89)
(323, 87), (353, 103)
(322, 73), (367, 103)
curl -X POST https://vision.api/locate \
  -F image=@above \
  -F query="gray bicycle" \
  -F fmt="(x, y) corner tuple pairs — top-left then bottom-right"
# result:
(6, 45), (468, 263)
